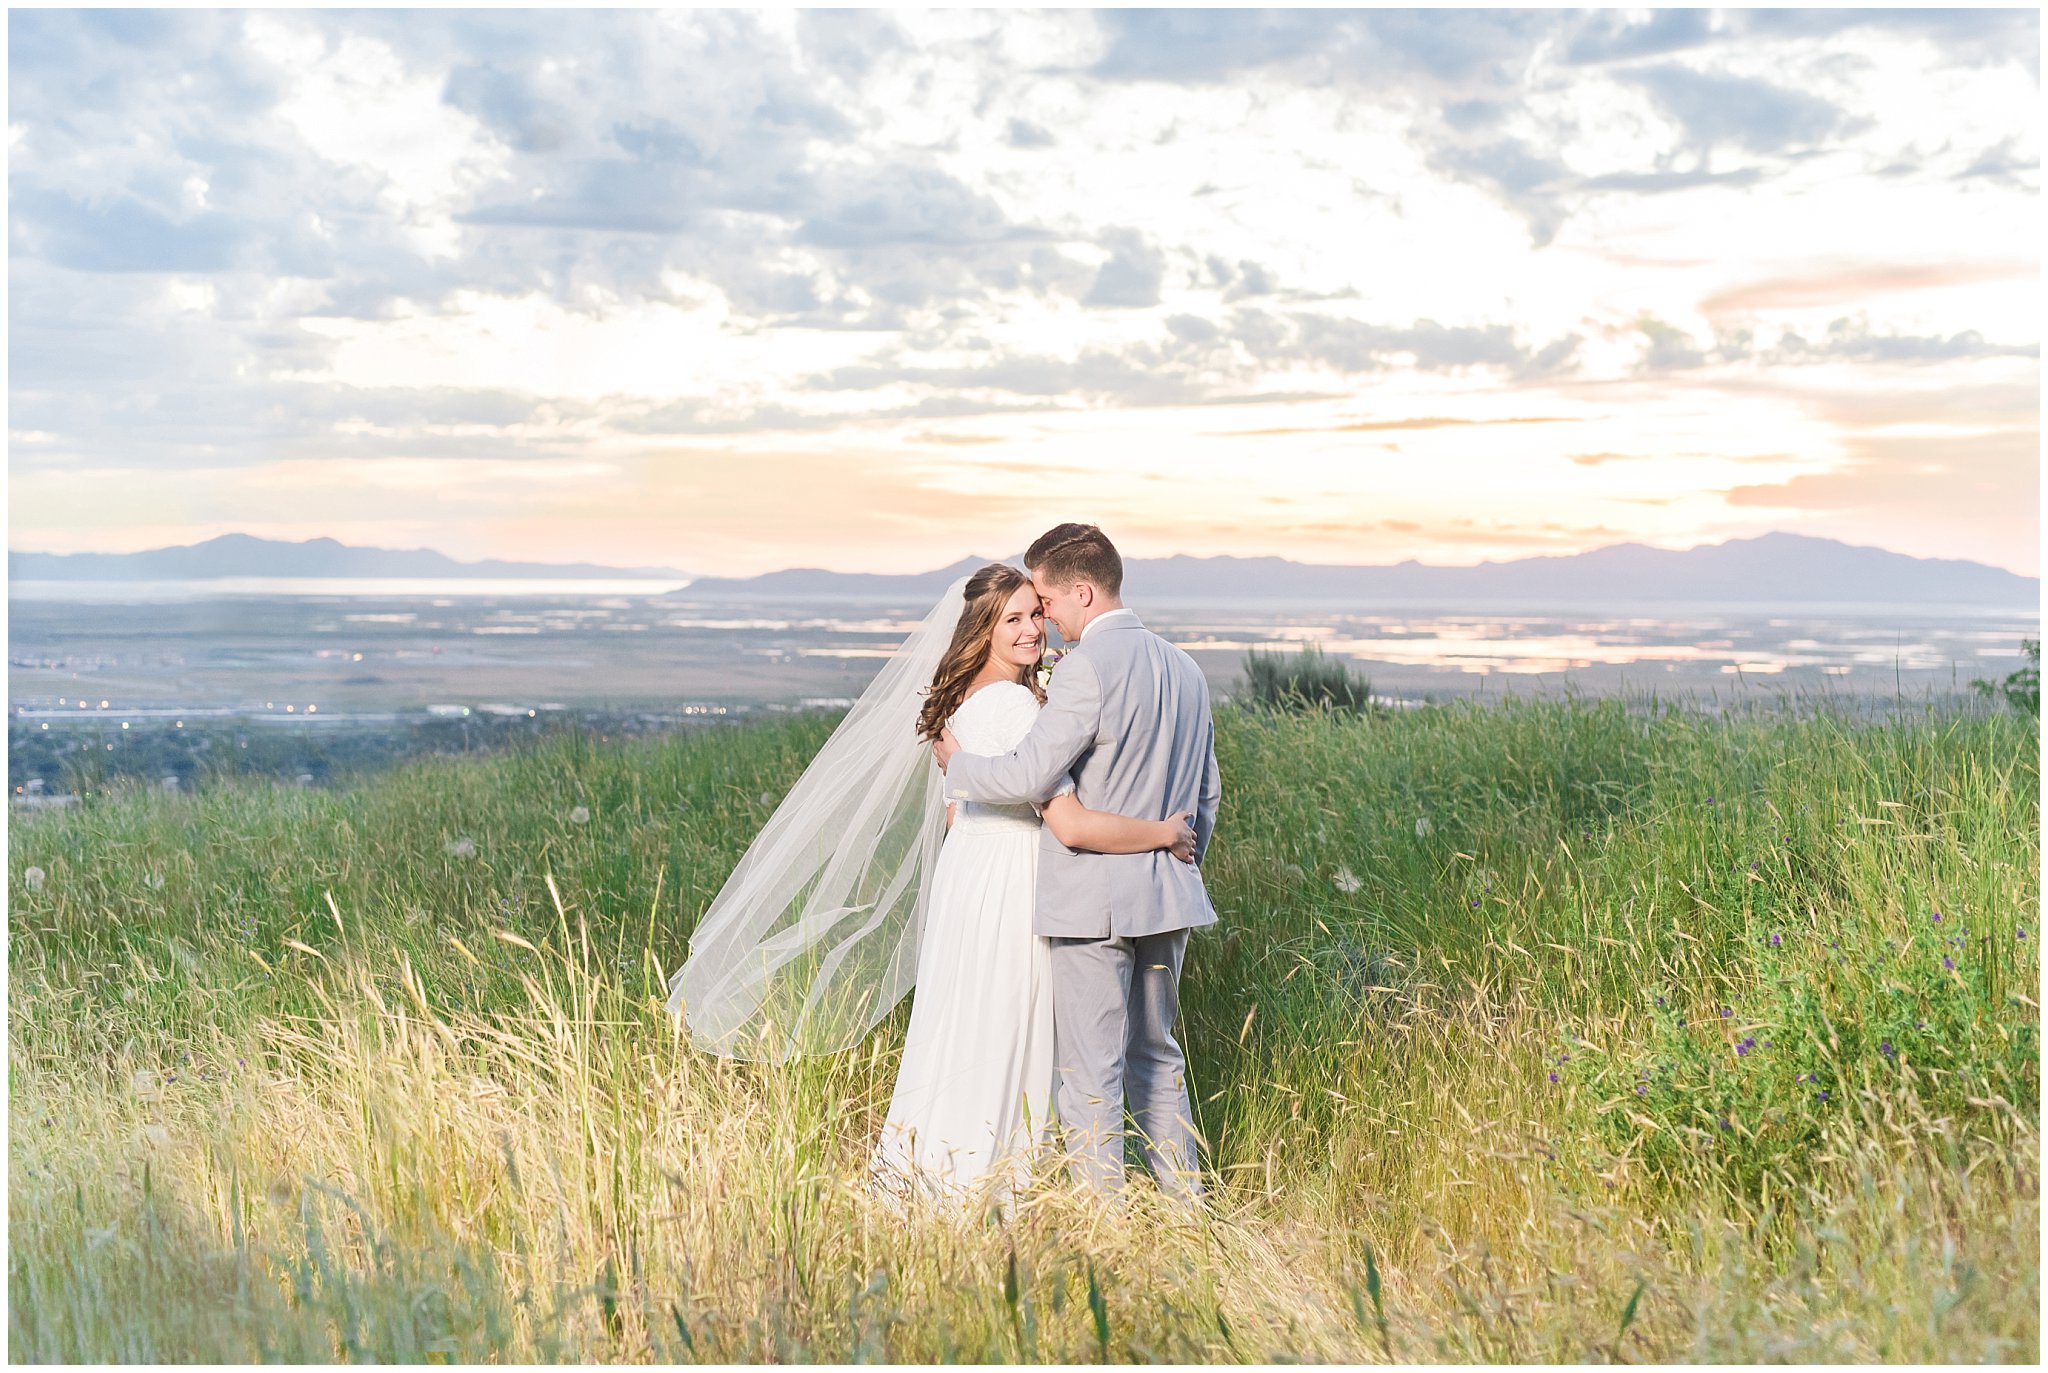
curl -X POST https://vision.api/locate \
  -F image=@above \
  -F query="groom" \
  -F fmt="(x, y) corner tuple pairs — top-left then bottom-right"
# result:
(934, 522), (1220, 1201)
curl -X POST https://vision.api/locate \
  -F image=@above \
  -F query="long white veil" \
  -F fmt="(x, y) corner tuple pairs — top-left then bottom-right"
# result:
(666, 576), (969, 1062)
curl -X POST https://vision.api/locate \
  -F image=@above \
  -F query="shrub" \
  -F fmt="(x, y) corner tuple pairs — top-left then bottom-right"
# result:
(1970, 638), (2039, 716)
(1237, 644), (1373, 714)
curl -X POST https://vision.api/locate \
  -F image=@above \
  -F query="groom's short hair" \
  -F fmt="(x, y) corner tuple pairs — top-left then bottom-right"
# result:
(1026, 523), (1123, 597)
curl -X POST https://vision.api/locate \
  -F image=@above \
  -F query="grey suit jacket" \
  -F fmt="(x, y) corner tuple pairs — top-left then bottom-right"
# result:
(943, 609), (1221, 939)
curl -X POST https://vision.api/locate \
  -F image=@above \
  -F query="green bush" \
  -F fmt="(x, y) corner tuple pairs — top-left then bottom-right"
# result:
(1237, 643), (1373, 713)
(1971, 638), (2039, 716)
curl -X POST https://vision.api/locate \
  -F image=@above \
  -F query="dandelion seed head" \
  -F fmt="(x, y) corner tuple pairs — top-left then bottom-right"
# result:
(445, 837), (477, 859)
(1332, 868), (1362, 895)
(23, 866), (46, 892)
(569, 805), (591, 825)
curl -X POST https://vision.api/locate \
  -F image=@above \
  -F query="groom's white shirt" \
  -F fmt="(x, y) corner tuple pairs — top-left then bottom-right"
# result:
(943, 606), (1220, 939)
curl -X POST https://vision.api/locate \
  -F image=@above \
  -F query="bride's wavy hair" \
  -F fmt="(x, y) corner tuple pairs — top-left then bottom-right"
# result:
(916, 563), (1047, 742)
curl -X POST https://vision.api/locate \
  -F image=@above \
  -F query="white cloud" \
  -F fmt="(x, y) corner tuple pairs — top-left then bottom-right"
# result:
(6, 8), (2038, 574)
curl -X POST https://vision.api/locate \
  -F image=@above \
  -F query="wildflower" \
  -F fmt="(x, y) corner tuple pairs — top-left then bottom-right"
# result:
(1720, 1006), (1732, 1019)
(23, 866), (46, 892)
(1332, 868), (1362, 895)
(1942, 956), (1955, 971)
(1548, 1071), (1559, 1083)
(1636, 1083), (1647, 1095)
(1880, 1041), (1895, 1058)
(1815, 1089), (1829, 1102)
(1719, 1115), (1732, 1131)
(445, 837), (477, 858)
(1736, 1036), (1755, 1057)
(1469, 897), (1480, 908)
(1706, 796), (1715, 805)
(1415, 816), (1434, 839)
(1655, 995), (1667, 1008)
(569, 805), (591, 825)
(2019, 928), (2028, 941)
(1768, 932), (1781, 947)
(1931, 911), (1942, 923)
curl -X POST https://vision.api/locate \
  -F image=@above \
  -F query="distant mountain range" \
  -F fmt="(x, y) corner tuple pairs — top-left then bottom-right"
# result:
(681, 533), (2039, 607)
(6, 532), (2037, 606)
(8, 534), (689, 582)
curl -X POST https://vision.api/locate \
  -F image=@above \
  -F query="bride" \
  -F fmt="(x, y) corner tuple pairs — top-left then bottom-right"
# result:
(668, 563), (1192, 1205)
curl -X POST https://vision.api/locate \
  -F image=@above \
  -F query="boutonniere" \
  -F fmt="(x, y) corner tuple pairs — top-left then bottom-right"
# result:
(1036, 647), (1067, 691)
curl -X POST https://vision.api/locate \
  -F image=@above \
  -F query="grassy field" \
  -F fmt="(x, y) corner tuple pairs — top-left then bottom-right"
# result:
(7, 694), (2039, 1362)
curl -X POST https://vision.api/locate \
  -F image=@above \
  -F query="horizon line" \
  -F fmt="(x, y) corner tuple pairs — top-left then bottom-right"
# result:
(5, 529), (2040, 582)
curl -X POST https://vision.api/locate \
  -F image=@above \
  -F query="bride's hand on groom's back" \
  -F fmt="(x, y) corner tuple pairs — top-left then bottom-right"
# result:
(1166, 811), (1197, 865)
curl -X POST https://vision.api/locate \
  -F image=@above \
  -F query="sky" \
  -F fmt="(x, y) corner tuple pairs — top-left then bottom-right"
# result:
(6, 7), (2041, 577)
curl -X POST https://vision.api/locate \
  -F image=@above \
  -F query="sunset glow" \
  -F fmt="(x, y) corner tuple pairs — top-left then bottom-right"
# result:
(7, 9), (2039, 576)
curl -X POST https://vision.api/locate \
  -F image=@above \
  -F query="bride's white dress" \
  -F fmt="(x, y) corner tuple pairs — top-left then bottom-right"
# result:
(871, 680), (1054, 1203)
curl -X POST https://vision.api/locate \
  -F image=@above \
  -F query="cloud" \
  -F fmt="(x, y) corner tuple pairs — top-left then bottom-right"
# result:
(1083, 228), (1167, 308)
(1701, 261), (2036, 314)
(1622, 64), (1848, 155)
(1721, 430), (2039, 554)
(1769, 319), (2037, 365)
(6, 7), (2036, 574)
(1005, 118), (1056, 149)
(1221, 415), (1580, 438)
(1563, 9), (1720, 65)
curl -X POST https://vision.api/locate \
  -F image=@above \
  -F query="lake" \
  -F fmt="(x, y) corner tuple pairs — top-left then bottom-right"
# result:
(7, 582), (2037, 717)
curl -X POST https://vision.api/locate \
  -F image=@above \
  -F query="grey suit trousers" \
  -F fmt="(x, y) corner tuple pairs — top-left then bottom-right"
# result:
(1049, 927), (1204, 1200)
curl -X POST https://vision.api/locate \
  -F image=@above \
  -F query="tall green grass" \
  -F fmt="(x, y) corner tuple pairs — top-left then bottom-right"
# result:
(8, 695), (2038, 1361)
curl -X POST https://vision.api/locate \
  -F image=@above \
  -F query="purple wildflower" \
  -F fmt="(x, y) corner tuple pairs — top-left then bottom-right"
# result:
(2019, 928), (2028, 941)
(1880, 1041), (1895, 1057)
(1655, 995), (1667, 1008)
(1943, 956), (1955, 971)
(1769, 932), (1781, 947)
(1816, 1089), (1829, 1101)
(1720, 1006), (1732, 1019)
(1636, 1084), (1647, 1095)
(1932, 911), (1942, 923)
(1549, 1071), (1559, 1083)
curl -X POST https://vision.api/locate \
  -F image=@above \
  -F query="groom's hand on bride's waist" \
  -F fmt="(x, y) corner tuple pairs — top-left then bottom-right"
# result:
(932, 726), (960, 772)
